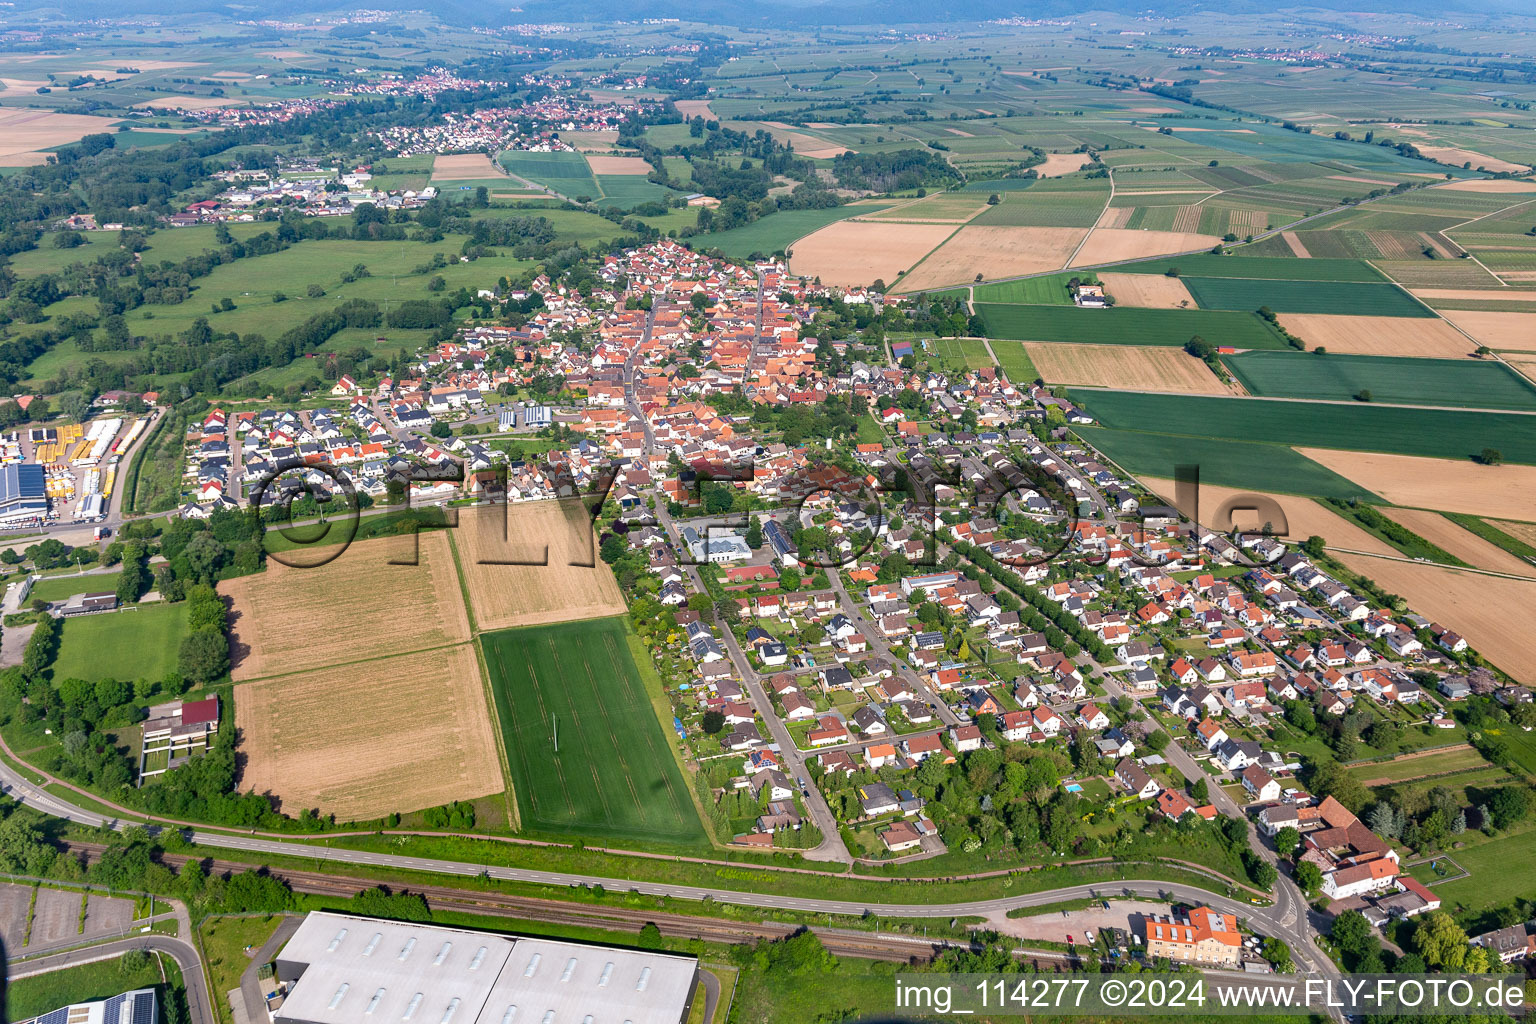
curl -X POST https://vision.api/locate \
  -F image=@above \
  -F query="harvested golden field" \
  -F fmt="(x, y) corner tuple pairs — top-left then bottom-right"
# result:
(235, 643), (501, 820)
(728, 120), (847, 158)
(585, 154), (650, 174)
(1097, 207), (1133, 228)
(1435, 309), (1536, 350)
(430, 153), (507, 180)
(1381, 507), (1536, 576)
(1098, 272), (1195, 308)
(1038, 153), (1092, 176)
(1437, 179), (1536, 193)
(0, 108), (123, 161)
(1026, 343), (1227, 393)
(1282, 231), (1312, 257)
(1488, 518), (1536, 549)
(223, 530), (470, 681)
(1411, 288), (1536, 302)
(1276, 314), (1475, 358)
(893, 226), (1086, 292)
(451, 501), (627, 631)
(789, 220), (955, 288)
(1141, 478), (1399, 555)
(1415, 147), (1528, 174)
(1295, 448), (1536, 521)
(1068, 228), (1220, 267)
(1333, 553), (1536, 684)
(132, 96), (245, 110)
(673, 99), (715, 119)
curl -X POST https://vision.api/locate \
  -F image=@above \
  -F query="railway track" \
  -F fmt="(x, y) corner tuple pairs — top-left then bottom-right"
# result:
(63, 842), (998, 964)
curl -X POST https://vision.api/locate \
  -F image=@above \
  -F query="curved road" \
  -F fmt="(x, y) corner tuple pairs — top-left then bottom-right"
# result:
(7, 933), (213, 1024)
(0, 761), (1328, 972)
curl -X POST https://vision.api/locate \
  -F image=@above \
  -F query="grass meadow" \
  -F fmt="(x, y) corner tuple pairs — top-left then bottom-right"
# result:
(480, 617), (708, 846)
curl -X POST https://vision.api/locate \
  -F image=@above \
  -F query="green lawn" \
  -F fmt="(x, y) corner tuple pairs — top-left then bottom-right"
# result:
(1420, 826), (1536, 915)
(1223, 352), (1536, 410)
(1071, 390), (1536, 464)
(1076, 426), (1380, 499)
(27, 571), (121, 604)
(5, 952), (169, 1020)
(52, 601), (191, 682)
(1182, 277), (1432, 317)
(480, 617), (708, 846)
(690, 203), (894, 259)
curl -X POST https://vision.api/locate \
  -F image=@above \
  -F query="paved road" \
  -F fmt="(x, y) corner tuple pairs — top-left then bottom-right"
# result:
(6, 933), (213, 1024)
(0, 758), (1298, 929)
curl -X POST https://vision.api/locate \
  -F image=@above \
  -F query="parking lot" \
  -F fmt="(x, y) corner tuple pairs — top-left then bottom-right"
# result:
(0, 882), (136, 954)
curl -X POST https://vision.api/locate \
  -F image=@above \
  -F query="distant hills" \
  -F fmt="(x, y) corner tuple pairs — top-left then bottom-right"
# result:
(7, 0), (1532, 29)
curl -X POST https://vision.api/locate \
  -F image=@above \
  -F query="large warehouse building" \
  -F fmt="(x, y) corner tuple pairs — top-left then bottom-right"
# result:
(0, 463), (47, 526)
(269, 912), (698, 1024)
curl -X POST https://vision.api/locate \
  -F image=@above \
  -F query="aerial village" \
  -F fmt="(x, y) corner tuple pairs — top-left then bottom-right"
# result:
(166, 237), (1529, 957)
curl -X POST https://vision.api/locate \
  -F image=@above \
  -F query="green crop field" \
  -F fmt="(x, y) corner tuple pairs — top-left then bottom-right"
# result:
(691, 203), (893, 257)
(1075, 427), (1377, 500)
(991, 339), (1040, 384)
(1072, 390), (1536, 464)
(972, 273), (1079, 304)
(975, 304), (1290, 349)
(52, 601), (191, 683)
(1182, 277), (1431, 317)
(480, 617), (707, 845)
(1119, 254), (1387, 282)
(593, 174), (682, 210)
(1224, 352), (1536, 410)
(498, 150), (599, 198)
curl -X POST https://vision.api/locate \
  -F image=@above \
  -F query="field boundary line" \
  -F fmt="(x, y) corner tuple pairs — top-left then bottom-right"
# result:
(472, 636), (520, 831)
(622, 624), (723, 850)
(1064, 167), (1114, 267)
(229, 639), (471, 685)
(886, 220), (972, 295)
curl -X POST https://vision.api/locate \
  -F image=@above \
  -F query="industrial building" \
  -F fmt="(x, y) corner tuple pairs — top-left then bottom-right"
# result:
(0, 463), (47, 526)
(267, 911), (697, 1024)
(16, 987), (157, 1024)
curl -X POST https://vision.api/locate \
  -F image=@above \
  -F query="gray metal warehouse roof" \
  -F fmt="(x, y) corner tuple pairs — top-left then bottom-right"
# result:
(274, 912), (696, 1024)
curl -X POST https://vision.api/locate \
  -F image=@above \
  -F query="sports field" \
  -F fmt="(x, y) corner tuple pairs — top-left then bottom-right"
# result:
(1074, 390), (1536, 464)
(975, 304), (1290, 349)
(52, 601), (189, 682)
(1182, 277), (1431, 317)
(1223, 352), (1536, 410)
(481, 618), (707, 844)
